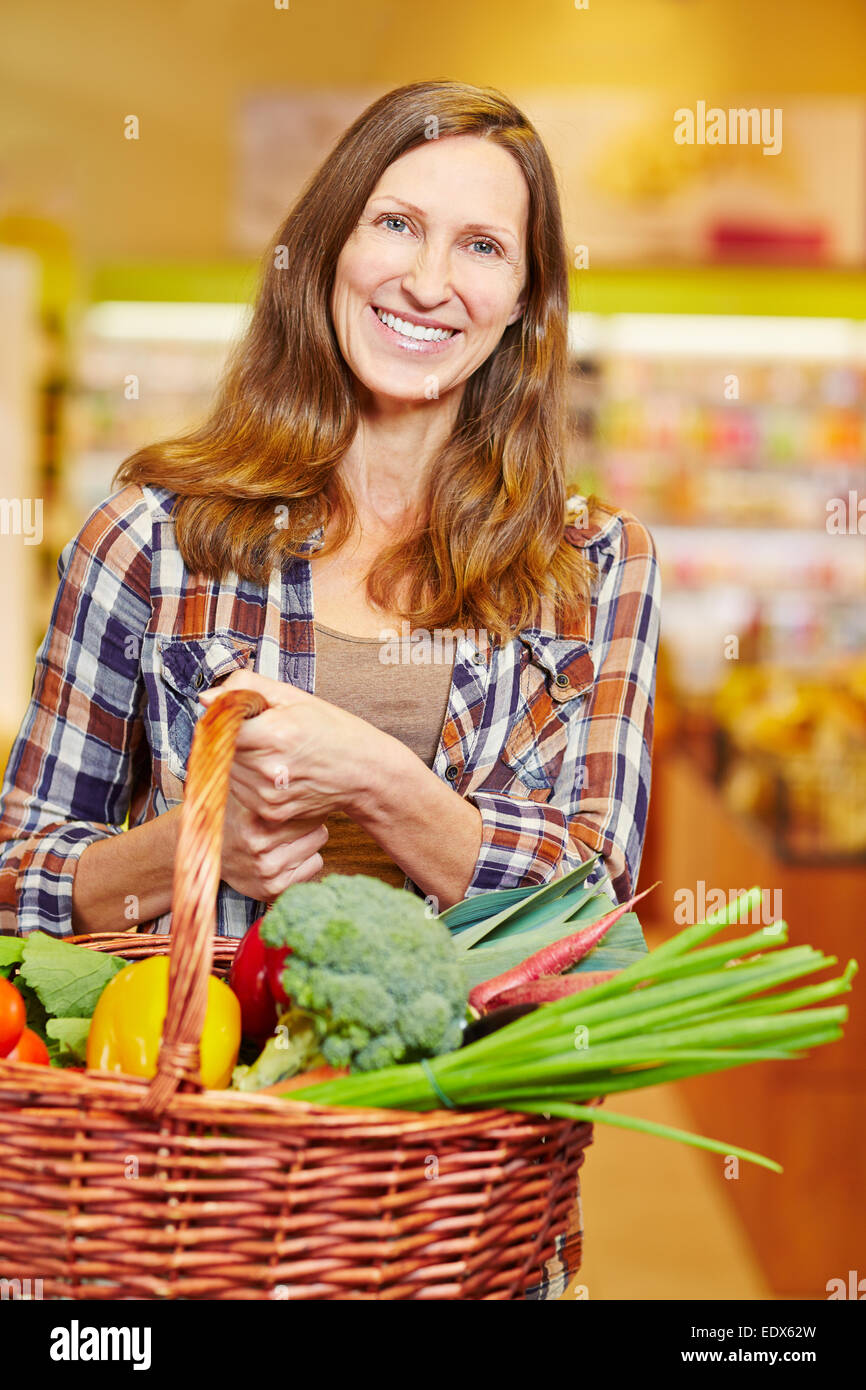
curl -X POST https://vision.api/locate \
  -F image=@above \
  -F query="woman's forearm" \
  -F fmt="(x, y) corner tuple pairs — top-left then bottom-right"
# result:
(71, 804), (185, 934)
(348, 738), (483, 912)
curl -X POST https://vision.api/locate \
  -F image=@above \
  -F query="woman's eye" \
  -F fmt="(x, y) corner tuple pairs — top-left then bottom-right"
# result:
(377, 215), (502, 258)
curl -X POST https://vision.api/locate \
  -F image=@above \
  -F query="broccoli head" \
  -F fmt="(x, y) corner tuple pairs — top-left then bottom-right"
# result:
(258, 874), (468, 1075)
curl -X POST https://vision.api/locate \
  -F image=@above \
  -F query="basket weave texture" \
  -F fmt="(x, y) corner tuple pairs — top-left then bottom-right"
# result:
(0, 689), (593, 1299)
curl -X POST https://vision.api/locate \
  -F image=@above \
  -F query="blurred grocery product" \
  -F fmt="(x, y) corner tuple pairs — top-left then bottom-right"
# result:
(567, 313), (866, 698)
(711, 660), (866, 858)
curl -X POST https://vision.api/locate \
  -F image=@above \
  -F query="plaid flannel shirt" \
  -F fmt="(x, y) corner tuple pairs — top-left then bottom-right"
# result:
(0, 482), (660, 939)
(0, 480), (659, 1302)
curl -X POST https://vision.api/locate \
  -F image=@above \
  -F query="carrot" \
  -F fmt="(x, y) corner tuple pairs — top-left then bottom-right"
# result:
(467, 883), (658, 1014)
(484, 970), (620, 1011)
(253, 1065), (349, 1096)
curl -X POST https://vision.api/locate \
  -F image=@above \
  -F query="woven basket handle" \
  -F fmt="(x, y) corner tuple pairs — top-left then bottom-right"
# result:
(140, 688), (267, 1116)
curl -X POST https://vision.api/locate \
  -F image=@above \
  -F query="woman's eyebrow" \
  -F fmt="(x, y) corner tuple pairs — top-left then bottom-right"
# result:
(367, 195), (519, 244)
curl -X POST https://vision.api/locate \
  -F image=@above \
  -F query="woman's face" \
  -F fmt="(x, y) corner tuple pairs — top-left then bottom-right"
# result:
(330, 133), (529, 405)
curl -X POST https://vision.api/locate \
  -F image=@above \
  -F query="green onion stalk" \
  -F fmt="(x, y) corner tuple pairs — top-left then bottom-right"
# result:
(288, 888), (857, 1172)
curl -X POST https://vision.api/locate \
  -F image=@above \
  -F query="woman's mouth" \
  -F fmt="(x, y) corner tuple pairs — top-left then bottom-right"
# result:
(369, 304), (462, 354)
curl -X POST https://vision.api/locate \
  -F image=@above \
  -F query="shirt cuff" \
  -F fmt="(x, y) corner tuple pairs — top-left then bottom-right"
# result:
(462, 790), (614, 899)
(4, 823), (126, 937)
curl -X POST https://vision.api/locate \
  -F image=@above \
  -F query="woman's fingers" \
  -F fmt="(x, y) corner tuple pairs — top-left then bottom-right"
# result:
(230, 708), (298, 753)
(228, 762), (338, 824)
(260, 823), (329, 875)
(228, 769), (304, 822)
(247, 814), (327, 857)
(259, 831), (329, 897)
(199, 668), (316, 711)
(277, 851), (325, 890)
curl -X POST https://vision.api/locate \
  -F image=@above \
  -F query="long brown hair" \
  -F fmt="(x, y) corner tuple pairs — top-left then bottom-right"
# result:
(114, 79), (598, 643)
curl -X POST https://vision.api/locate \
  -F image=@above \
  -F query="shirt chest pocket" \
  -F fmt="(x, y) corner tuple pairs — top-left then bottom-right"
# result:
(499, 645), (595, 798)
(157, 634), (257, 784)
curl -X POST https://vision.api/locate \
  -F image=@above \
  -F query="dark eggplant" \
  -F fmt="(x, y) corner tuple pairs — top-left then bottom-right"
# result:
(461, 1001), (539, 1047)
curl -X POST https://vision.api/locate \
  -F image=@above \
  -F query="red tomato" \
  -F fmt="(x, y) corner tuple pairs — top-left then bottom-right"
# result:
(0, 977), (26, 1058)
(5, 1026), (50, 1065)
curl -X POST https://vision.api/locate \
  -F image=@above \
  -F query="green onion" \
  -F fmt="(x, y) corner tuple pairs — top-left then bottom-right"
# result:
(515, 1101), (785, 1175)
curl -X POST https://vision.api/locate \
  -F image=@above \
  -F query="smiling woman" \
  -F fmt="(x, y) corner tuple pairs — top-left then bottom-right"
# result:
(0, 79), (660, 979)
(0, 82), (660, 1306)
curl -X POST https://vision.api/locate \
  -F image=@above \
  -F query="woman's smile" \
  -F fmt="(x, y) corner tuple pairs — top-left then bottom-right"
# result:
(368, 302), (463, 355)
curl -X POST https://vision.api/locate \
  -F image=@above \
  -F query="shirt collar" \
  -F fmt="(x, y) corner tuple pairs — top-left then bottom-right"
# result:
(296, 522), (325, 556)
(297, 522), (593, 696)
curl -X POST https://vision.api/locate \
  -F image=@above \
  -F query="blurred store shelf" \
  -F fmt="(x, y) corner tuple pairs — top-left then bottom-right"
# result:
(566, 311), (866, 708)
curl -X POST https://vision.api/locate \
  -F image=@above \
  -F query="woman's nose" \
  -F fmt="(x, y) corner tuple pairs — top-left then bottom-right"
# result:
(401, 240), (453, 305)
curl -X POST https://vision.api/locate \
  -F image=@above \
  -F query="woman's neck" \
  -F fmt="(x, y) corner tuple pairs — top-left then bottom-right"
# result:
(341, 386), (462, 527)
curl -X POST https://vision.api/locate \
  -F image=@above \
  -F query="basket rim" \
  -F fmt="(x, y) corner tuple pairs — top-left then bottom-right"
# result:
(0, 1052), (603, 1129)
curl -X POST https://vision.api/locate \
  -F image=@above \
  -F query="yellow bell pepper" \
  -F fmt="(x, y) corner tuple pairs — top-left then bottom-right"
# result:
(86, 955), (241, 1089)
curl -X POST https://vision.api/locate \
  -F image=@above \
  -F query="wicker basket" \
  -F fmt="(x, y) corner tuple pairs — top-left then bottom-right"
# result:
(0, 689), (594, 1299)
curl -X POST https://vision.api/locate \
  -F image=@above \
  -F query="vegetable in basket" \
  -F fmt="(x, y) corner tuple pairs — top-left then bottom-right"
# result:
(0, 932), (128, 1067)
(5, 1027), (50, 1065)
(228, 916), (289, 1042)
(443, 856), (650, 994)
(0, 976), (26, 1057)
(86, 954), (241, 1089)
(467, 884), (657, 1013)
(232, 875), (468, 1091)
(230, 860), (642, 1088)
(287, 887), (857, 1173)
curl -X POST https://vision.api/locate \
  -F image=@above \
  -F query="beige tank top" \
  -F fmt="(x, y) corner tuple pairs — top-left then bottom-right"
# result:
(310, 622), (455, 888)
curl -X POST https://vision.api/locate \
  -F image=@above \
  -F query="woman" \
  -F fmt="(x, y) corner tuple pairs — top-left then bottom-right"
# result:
(0, 80), (660, 947)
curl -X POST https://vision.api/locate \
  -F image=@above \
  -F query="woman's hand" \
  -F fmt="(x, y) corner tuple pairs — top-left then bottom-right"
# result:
(199, 667), (482, 913)
(198, 669), (395, 826)
(219, 773), (329, 903)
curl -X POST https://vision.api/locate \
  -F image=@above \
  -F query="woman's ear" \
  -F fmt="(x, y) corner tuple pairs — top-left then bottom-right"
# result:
(506, 294), (527, 327)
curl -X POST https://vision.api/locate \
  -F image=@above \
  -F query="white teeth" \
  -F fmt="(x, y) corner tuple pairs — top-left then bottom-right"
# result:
(375, 307), (455, 342)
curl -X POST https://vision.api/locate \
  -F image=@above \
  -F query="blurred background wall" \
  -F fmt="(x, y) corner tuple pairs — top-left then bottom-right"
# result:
(1, 0), (864, 1300)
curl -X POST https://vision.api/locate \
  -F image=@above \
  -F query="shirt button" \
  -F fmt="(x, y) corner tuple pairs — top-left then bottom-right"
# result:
(445, 765), (459, 782)
(193, 671), (205, 689)
(554, 672), (570, 689)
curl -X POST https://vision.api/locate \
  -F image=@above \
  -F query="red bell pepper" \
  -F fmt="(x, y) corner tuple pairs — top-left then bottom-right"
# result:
(265, 938), (291, 1009)
(228, 917), (291, 1041)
